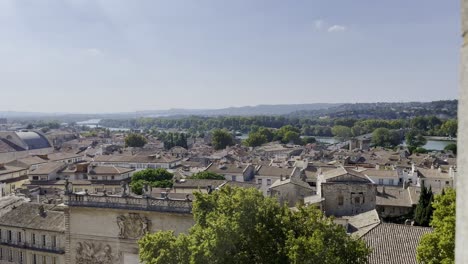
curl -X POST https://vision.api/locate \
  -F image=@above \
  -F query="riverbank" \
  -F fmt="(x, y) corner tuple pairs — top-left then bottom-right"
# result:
(424, 136), (457, 142)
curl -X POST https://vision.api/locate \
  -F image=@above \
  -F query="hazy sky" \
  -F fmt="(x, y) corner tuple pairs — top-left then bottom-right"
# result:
(0, 0), (460, 113)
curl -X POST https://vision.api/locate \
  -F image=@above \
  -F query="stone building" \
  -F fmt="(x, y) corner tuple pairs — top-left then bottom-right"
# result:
(65, 193), (194, 264)
(0, 203), (66, 264)
(269, 176), (315, 207)
(317, 166), (377, 217)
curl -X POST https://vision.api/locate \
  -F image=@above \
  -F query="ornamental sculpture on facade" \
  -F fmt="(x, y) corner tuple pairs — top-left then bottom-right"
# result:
(76, 241), (120, 264)
(116, 213), (151, 239)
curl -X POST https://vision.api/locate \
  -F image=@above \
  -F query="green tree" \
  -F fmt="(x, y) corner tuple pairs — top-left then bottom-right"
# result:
(190, 171), (225, 180)
(211, 129), (234, 150)
(440, 119), (458, 137)
(282, 131), (301, 144)
(257, 127), (274, 142)
(331, 125), (352, 140)
(244, 132), (268, 147)
(302, 136), (316, 145)
(444, 143), (457, 155)
(130, 168), (174, 195)
(405, 129), (427, 148)
(416, 188), (455, 264)
(138, 187), (370, 264)
(414, 183), (434, 227)
(372, 128), (401, 147)
(125, 133), (148, 148)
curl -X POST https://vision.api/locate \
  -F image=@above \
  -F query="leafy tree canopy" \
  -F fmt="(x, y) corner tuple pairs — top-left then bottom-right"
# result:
(125, 133), (148, 148)
(190, 171), (225, 180)
(130, 168), (173, 195)
(405, 129), (427, 149)
(331, 125), (352, 140)
(444, 143), (457, 155)
(211, 129), (234, 150)
(371, 128), (401, 148)
(417, 188), (455, 264)
(138, 187), (370, 264)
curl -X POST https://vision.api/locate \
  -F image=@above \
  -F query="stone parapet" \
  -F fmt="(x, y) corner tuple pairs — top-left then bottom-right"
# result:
(65, 194), (192, 214)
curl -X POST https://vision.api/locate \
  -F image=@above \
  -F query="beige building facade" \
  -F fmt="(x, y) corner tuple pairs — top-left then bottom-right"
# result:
(65, 194), (194, 264)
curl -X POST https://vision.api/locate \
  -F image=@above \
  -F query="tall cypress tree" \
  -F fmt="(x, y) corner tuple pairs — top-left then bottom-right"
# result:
(414, 183), (434, 226)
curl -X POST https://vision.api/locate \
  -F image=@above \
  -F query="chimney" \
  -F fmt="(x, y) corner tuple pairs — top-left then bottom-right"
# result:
(382, 186), (386, 194)
(280, 175), (284, 181)
(38, 205), (46, 217)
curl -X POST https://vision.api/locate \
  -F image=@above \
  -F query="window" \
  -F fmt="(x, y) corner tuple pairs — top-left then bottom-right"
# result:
(446, 181), (450, 185)
(0, 248), (3, 260)
(42, 256), (46, 263)
(232, 176), (237, 181)
(42, 235), (46, 247)
(18, 232), (21, 243)
(7, 230), (11, 242)
(338, 196), (344, 206)
(257, 179), (262, 184)
(33, 254), (37, 264)
(19, 251), (23, 264)
(389, 179), (394, 185)
(52, 235), (57, 248)
(267, 179), (272, 185)
(8, 249), (11, 262)
(33, 176), (39, 180)
(378, 179), (384, 185)
(32, 233), (36, 245)
(0, 229), (2, 240)
(354, 197), (361, 204)
(111, 176), (115, 180)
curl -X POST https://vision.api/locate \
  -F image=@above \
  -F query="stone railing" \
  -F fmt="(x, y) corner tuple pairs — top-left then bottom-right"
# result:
(65, 194), (192, 214)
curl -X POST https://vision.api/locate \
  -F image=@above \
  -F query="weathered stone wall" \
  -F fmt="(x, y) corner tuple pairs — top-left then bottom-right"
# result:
(67, 206), (194, 264)
(322, 183), (376, 217)
(457, 1), (468, 262)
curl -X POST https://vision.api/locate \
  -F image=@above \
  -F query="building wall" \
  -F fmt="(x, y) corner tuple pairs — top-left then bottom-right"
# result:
(66, 206), (194, 264)
(367, 176), (399, 186)
(420, 178), (453, 190)
(253, 176), (277, 195)
(0, 148), (54, 164)
(376, 205), (413, 218)
(458, 2), (468, 262)
(321, 183), (377, 217)
(0, 226), (65, 264)
(270, 182), (315, 207)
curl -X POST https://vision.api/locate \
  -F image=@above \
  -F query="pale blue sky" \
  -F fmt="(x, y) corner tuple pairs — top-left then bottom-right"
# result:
(0, 0), (459, 113)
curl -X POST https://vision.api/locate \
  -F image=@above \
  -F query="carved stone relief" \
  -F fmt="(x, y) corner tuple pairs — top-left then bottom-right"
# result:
(76, 241), (120, 264)
(117, 213), (151, 239)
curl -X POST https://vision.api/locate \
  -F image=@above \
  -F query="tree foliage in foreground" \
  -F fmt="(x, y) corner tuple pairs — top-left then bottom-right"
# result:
(417, 188), (455, 264)
(138, 187), (370, 264)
